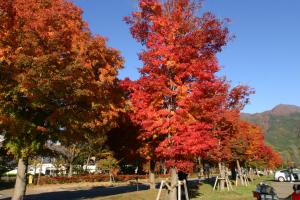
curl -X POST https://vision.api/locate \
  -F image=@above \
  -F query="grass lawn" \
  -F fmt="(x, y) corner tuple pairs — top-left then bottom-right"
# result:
(92, 176), (272, 200)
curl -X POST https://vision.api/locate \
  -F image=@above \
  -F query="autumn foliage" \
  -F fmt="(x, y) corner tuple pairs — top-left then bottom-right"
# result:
(122, 0), (258, 172)
(0, 1), (124, 199)
(212, 117), (282, 169)
(0, 0), (123, 158)
(0, 1), (282, 199)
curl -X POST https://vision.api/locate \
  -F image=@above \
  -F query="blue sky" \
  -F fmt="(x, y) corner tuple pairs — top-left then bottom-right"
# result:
(73, 0), (300, 114)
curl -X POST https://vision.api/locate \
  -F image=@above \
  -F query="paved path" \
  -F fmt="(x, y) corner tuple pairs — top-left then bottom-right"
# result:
(0, 182), (149, 200)
(271, 181), (296, 199)
(1, 178), (296, 199)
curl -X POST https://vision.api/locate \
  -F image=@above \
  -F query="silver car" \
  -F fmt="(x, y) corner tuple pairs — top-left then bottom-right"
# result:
(274, 169), (300, 182)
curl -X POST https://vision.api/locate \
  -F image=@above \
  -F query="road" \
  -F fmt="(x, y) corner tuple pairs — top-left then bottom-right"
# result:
(0, 179), (297, 200)
(0, 181), (148, 200)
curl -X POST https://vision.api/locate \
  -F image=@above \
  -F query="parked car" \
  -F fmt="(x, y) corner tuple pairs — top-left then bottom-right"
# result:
(274, 169), (300, 182)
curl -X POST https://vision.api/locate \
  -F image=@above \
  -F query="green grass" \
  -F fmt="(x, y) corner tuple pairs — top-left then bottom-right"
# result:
(92, 176), (272, 200)
(193, 181), (258, 200)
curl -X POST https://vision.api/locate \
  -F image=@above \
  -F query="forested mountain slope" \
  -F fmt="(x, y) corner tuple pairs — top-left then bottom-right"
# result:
(242, 104), (300, 166)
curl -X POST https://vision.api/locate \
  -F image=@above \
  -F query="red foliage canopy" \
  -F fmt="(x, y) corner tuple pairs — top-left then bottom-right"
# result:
(123, 0), (252, 171)
(208, 116), (282, 168)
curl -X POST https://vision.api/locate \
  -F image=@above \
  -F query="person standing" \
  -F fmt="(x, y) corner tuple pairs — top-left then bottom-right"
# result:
(204, 163), (210, 179)
(288, 167), (294, 182)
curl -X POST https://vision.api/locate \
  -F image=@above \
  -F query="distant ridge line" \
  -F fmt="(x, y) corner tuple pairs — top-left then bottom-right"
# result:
(242, 104), (300, 117)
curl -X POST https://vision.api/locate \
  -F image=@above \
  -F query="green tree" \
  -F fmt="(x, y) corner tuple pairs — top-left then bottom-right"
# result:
(97, 153), (119, 184)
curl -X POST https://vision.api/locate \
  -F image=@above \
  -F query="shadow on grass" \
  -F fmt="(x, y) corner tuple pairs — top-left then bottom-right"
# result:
(0, 184), (149, 200)
(188, 178), (221, 199)
(187, 179), (202, 199)
(188, 177), (237, 199)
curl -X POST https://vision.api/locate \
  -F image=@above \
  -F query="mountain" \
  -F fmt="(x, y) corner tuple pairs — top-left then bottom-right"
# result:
(241, 104), (300, 167)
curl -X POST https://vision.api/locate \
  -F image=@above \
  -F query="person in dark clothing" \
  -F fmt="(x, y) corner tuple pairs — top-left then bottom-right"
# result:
(204, 163), (210, 179)
(231, 167), (237, 180)
(178, 171), (188, 181)
(288, 167), (294, 182)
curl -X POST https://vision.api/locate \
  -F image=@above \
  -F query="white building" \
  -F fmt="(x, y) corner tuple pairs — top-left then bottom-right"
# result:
(5, 163), (66, 176)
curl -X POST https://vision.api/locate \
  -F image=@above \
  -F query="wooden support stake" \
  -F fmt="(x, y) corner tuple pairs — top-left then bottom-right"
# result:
(156, 180), (164, 200)
(156, 179), (190, 200)
(213, 176), (219, 191)
(178, 181), (182, 200)
(225, 178), (229, 191)
(228, 177), (233, 190)
(213, 176), (233, 191)
(183, 180), (189, 200)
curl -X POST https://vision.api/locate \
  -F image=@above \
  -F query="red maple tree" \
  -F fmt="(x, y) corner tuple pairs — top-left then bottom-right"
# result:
(123, 1), (252, 196)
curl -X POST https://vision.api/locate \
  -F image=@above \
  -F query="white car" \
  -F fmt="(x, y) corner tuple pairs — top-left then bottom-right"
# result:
(274, 169), (300, 182)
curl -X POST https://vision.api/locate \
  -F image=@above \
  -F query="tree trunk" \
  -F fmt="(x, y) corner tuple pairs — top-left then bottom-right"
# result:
(255, 168), (259, 177)
(33, 165), (37, 177)
(85, 154), (91, 172)
(68, 146), (76, 177)
(236, 160), (244, 186)
(164, 166), (167, 175)
(12, 158), (28, 200)
(149, 160), (156, 189)
(197, 157), (203, 180)
(68, 163), (73, 177)
(37, 157), (43, 185)
(167, 167), (177, 200)
(109, 170), (113, 184)
(218, 162), (225, 191)
(249, 167), (254, 181)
